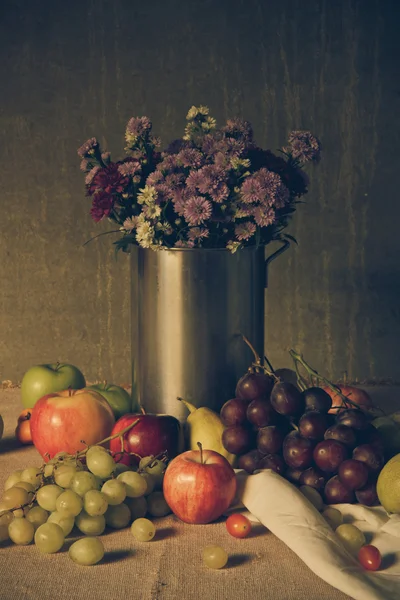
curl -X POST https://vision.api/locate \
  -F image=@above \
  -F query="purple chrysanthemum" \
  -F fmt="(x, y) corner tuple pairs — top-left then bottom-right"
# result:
(175, 239), (195, 248)
(188, 227), (210, 241)
(240, 168), (289, 208)
(186, 169), (204, 191)
(146, 170), (165, 186)
(234, 222), (256, 241)
(77, 137), (98, 158)
(125, 116), (152, 139)
(90, 192), (114, 222)
(286, 131), (321, 163)
(183, 196), (213, 225)
(157, 154), (180, 173)
(176, 148), (205, 169)
(252, 206), (276, 227)
(234, 221), (257, 241)
(88, 163), (129, 196)
(118, 160), (142, 177)
(222, 118), (253, 142)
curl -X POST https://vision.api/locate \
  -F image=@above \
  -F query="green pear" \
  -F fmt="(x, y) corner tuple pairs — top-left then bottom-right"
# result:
(178, 398), (236, 466)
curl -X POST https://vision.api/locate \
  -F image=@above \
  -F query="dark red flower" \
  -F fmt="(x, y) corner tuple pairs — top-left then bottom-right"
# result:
(87, 162), (129, 196)
(90, 192), (115, 222)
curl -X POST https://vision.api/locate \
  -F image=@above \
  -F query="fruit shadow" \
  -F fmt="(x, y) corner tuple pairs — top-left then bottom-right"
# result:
(247, 523), (268, 539)
(153, 526), (177, 541)
(102, 549), (135, 564)
(225, 553), (252, 568)
(0, 436), (28, 453)
(381, 553), (397, 570)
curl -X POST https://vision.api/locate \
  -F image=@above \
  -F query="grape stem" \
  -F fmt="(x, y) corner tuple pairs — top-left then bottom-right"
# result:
(137, 450), (169, 473)
(241, 334), (262, 366)
(77, 419), (140, 458)
(289, 349), (368, 412)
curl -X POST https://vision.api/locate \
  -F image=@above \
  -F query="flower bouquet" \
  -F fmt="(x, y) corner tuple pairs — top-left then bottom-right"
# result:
(78, 106), (320, 253)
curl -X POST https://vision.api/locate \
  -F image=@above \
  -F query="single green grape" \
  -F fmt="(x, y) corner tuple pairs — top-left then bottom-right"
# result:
(139, 457), (166, 488)
(47, 511), (75, 536)
(34, 522), (65, 553)
(83, 490), (108, 516)
(2, 486), (32, 510)
(336, 524), (366, 556)
(26, 506), (49, 531)
(4, 470), (24, 491)
(113, 463), (131, 476)
(75, 511), (106, 536)
(86, 451), (115, 479)
(0, 511), (13, 542)
(8, 517), (35, 545)
(146, 491), (171, 518)
(130, 518), (156, 542)
(117, 471), (147, 498)
(86, 445), (108, 459)
(299, 485), (324, 512)
(125, 496), (147, 520)
(13, 481), (35, 494)
(56, 490), (83, 517)
(104, 503), (131, 529)
(43, 463), (55, 478)
(101, 479), (126, 506)
(68, 536), (104, 566)
(20, 467), (42, 488)
(202, 545), (228, 569)
(322, 507), (343, 530)
(36, 484), (64, 512)
(141, 473), (156, 496)
(70, 471), (99, 497)
(53, 464), (78, 489)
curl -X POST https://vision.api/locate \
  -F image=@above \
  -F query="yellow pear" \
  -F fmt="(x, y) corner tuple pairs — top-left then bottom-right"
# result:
(377, 453), (400, 513)
(178, 398), (236, 466)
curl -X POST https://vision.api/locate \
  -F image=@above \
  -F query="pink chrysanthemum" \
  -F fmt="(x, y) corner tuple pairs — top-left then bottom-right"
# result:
(234, 221), (256, 241)
(183, 196), (213, 225)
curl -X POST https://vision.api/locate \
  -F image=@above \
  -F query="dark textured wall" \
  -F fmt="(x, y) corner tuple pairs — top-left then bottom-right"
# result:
(0, 0), (399, 384)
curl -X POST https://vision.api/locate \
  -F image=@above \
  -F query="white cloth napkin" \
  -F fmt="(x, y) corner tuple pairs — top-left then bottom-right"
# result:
(231, 469), (400, 600)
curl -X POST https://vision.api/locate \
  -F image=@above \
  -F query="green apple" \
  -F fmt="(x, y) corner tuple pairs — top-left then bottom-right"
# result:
(86, 382), (137, 420)
(21, 363), (86, 409)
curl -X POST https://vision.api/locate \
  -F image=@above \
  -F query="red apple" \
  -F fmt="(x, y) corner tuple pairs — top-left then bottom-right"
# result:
(30, 388), (115, 460)
(323, 385), (373, 414)
(109, 413), (184, 466)
(163, 447), (237, 524)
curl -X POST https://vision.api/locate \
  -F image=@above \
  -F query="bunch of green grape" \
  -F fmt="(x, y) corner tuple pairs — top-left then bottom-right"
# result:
(0, 448), (171, 565)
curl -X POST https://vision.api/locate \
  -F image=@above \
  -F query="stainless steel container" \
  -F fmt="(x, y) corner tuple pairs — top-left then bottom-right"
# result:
(131, 242), (288, 421)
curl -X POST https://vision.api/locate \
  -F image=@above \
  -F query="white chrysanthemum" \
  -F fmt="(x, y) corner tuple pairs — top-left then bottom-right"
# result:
(136, 221), (155, 248)
(186, 106), (199, 120)
(143, 204), (162, 219)
(201, 116), (216, 132)
(230, 157), (251, 170)
(198, 105), (210, 116)
(137, 185), (157, 206)
(226, 240), (242, 254)
(183, 122), (197, 141)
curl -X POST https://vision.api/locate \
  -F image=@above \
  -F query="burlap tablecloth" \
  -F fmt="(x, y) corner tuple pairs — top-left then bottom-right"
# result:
(1, 387), (398, 600)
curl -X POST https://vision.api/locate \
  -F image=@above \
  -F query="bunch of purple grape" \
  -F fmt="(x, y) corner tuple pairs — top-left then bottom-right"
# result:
(220, 370), (385, 505)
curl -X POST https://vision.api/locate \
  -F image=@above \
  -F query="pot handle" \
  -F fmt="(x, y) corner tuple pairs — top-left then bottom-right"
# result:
(265, 239), (290, 288)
